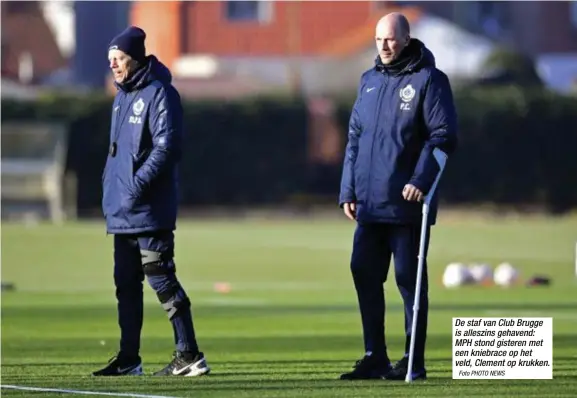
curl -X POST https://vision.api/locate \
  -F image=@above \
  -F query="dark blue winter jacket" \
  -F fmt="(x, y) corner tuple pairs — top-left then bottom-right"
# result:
(339, 39), (458, 225)
(102, 55), (182, 234)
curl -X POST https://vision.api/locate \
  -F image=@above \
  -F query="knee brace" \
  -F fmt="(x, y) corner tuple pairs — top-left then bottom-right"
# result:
(140, 249), (176, 275)
(158, 286), (191, 320)
(141, 249), (190, 320)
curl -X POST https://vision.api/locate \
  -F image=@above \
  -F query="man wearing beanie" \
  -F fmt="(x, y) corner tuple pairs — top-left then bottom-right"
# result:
(94, 26), (210, 377)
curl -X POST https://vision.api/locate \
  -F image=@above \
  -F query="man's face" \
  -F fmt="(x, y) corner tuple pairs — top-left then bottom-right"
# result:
(375, 22), (409, 64)
(108, 49), (136, 84)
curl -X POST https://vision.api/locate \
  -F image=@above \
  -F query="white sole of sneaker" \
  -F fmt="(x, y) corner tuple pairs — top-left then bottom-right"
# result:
(124, 364), (144, 376)
(184, 360), (210, 377)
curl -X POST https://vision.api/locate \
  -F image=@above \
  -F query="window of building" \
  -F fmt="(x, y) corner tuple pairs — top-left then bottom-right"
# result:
(372, 1), (419, 9)
(224, 1), (272, 23)
(467, 1), (509, 38)
(570, 1), (577, 28)
(3, 1), (39, 14)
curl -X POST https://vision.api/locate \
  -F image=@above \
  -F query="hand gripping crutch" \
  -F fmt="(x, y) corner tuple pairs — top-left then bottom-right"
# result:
(405, 148), (448, 383)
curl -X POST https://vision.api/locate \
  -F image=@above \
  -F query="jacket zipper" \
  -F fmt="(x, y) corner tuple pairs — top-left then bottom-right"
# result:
(105, 93), (125, 236)
(367, 72), (387, 209)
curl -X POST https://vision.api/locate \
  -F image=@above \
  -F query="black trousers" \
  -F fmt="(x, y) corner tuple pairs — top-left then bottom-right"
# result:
(113, 230), (199, 357)
(350, 222), (430, 367)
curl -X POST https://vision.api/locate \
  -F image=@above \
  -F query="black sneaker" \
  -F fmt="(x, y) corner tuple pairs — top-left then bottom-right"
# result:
(153, 351), (210, 376)
(92, 354), (143, 376)
(339, 354), (392, 380)
(383, 356), (427, 381)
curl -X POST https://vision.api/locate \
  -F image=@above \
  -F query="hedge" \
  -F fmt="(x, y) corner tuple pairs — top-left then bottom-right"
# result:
(2, 86), (576, 215)
(335, 86), (577, 213)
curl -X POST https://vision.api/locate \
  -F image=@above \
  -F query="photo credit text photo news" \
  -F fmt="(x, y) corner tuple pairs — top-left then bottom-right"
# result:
(452, 317), (552, 379)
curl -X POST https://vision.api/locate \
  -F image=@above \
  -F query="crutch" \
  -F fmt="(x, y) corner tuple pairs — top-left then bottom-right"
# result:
(406, 147), (448, 383)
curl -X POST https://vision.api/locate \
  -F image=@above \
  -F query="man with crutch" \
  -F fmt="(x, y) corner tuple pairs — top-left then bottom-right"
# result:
(338, 12), (458, 381)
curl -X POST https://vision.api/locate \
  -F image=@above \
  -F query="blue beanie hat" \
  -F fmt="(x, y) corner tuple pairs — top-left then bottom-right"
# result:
(109, 26), (146, 62)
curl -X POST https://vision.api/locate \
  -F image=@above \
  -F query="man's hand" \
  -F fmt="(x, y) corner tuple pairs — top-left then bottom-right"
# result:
(402, 184), (424, 202)
(343, 202), (357, 221)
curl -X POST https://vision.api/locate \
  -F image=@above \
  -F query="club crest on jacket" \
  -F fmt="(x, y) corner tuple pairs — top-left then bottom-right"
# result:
(129, 98), (145, 124)
(399, 84), (416, 111)
(399, 84), (415, 103)
(133, 98), (145, 115)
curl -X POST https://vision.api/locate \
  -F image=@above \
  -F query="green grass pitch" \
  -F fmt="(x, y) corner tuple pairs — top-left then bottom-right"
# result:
(2, 212), (577, 397)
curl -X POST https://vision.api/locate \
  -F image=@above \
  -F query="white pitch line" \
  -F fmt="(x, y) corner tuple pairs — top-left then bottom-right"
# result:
(0, 385), (179, 398)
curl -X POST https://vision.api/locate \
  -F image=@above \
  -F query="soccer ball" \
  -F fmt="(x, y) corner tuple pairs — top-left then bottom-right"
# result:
(493, 262), (519, 287)
(442, 262), (472, 288)
(468, 263), (493, 285)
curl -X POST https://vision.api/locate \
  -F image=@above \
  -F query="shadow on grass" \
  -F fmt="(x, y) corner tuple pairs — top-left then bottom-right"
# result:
(2, 334), (576, 360)
(2, 372), (575, 398)
(2, 351), (576, 369)
(2, 301), (577, 320)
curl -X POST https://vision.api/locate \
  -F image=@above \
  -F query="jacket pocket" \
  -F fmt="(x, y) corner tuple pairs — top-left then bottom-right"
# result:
(113, 155), (135, 198)
(132, 149), (150, 174)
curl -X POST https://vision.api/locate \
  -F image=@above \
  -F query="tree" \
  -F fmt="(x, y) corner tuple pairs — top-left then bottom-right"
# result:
(479, 46), (544, 88)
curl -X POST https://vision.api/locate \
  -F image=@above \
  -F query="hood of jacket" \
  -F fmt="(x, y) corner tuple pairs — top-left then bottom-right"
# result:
(375, 38), (436, 75)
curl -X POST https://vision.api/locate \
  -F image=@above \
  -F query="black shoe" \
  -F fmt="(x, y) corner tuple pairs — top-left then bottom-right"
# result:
(383, 356), (427, 381)
(339, 354), (392, 380)
(92, 354), (143, 376)
(153, 351), (210, 376)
